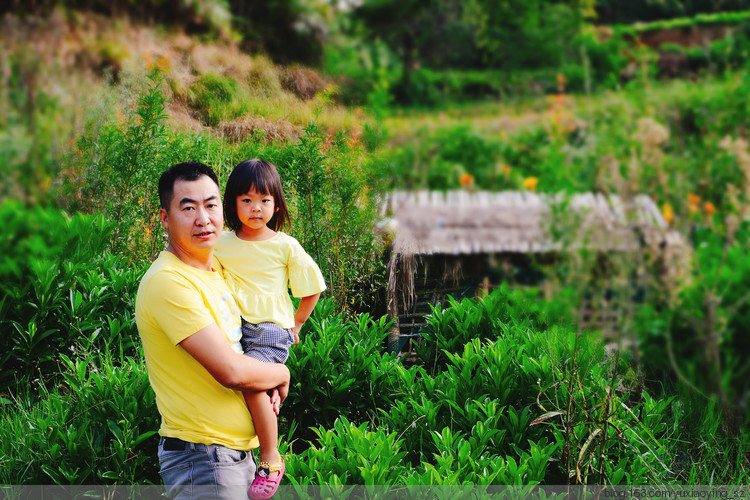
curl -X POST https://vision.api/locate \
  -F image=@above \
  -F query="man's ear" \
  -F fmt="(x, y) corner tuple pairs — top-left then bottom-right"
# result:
(159, 208), (169, 229)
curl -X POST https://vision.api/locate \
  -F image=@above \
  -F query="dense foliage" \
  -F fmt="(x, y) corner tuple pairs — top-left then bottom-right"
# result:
(2, 212), (747, 484)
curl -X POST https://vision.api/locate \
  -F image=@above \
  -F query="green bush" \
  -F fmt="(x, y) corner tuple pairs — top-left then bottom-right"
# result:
(189, 72), (248, 126)
(287, 417), (408, 485)
(377, 124), (506, 191)
(273, 123), (388, 312)
(0, 200), (142, 392)
(282, 288), (685, 485)
(0, 354), (159, 484)
(2, 285), (747, 485)
(0, 52), (69, 205)
(284, 303), (399, 443)
(635, 222), (750, 422)
(415, 285), (564, 372)
(64, 69), (170, 262)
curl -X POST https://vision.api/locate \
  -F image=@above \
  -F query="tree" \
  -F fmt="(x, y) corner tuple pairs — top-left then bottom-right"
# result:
(463, 0), (595, 69)
(353, 0), (479, 101)
(227, 0), (327, 65)
(352, 0), (595, 102)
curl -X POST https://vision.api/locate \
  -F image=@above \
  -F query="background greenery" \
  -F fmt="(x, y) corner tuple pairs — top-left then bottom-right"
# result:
(2, 0), (750, 486)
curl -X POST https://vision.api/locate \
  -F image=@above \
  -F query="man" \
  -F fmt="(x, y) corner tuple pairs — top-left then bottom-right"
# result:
(135, 162), (290, 499)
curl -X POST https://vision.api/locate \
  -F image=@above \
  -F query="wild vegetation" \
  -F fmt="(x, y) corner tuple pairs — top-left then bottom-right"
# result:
(2, 0), (750, 487)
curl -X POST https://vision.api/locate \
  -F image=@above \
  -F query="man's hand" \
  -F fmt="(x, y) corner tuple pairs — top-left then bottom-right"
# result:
(270, 388), (281, 416)
(276, 377), (289, 404)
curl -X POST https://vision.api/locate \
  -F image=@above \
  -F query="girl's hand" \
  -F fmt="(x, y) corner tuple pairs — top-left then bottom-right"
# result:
(291, 324), (301, 345)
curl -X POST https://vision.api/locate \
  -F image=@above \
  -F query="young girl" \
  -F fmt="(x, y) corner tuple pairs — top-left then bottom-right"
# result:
(214, 159), (325, 500)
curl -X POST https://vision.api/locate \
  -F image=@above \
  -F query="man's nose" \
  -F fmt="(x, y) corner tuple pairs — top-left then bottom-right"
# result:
(195, 206), (211, 225)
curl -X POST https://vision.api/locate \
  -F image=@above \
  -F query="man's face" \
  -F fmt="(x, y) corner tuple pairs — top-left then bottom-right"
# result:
(159, 175), (223, 258)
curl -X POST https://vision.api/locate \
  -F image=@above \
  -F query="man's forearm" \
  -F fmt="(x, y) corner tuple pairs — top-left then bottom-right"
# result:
(179, 322), (290, 400)
(224, 355), (290, 393)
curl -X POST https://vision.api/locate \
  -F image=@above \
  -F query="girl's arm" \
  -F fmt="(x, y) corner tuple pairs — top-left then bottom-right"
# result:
(292, 292), (321, 345)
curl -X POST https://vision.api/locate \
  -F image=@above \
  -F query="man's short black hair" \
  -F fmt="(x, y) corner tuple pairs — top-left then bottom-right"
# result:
(158, 162), (220, 211)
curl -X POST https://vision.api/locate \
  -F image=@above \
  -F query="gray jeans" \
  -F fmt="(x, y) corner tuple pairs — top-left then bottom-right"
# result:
(158, 436), (256, 500)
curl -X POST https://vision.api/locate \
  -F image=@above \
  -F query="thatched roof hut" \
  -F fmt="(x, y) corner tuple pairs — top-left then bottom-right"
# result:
(382, 190), (687, 349)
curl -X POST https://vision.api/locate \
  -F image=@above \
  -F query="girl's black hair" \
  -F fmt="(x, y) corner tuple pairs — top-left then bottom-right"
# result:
(224, 159), (290, 233)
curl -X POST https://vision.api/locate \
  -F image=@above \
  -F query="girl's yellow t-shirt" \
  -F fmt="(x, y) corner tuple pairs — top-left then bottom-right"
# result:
(214, 231), (326, 329)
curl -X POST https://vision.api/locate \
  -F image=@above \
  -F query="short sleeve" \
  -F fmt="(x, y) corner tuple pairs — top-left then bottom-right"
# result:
(212, 254), (226, 278)
(287, 239), (326, 298)
(141, 271), (214, 345)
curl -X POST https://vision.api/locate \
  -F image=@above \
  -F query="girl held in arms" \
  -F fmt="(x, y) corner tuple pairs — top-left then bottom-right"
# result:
(214, 159), (325, 499)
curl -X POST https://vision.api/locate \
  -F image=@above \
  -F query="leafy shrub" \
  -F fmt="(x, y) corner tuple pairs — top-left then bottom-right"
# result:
(284, 304), (399, 443)
(0, 51), (69, 205)
(287, 417), (408, 485)
(376, 124), (506, 191)
(189, 72), (248, 126)
(2, 285), (746, 485)
(0, 354), (159, 484)
(273, 122), (388, 312)
(0, 200), (142, 392)
(415, 285), (562, 371)
(635, 222), (750, 424)
(64, 68), (170, 262)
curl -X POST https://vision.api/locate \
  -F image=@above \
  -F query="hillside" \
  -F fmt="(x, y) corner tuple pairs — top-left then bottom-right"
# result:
(2, 8), (363, 147)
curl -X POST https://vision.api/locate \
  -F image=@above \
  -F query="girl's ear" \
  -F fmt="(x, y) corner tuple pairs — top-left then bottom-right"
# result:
(274, 206), (279, 212)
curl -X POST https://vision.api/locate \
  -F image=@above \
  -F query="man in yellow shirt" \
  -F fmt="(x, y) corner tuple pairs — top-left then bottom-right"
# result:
(136, 162), (290, 499)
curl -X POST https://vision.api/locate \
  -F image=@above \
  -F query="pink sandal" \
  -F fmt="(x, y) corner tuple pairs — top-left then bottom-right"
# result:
(248, 457), (285, 499)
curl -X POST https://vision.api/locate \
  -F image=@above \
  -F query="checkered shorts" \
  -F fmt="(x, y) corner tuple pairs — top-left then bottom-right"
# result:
(240, 320), (294, 364)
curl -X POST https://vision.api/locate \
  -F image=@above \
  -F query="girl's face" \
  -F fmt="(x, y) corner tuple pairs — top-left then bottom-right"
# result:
(236, 186), (278, 233)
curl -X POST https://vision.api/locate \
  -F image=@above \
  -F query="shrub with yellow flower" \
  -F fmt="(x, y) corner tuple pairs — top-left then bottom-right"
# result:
(522, 177), (539, 192)
(662, 202), (674, 224)
(703, 201), (716, 216)
(460, 173), (474, 190)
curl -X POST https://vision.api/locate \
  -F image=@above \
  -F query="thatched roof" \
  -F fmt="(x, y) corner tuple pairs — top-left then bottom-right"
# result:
(383, 190), (683, 256)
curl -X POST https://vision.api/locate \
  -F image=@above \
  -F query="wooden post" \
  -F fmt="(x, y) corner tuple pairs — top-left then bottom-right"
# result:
(386, 253), (401, 353)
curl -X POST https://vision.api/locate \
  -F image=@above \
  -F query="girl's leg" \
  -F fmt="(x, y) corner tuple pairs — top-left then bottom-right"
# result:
(244, 390), (282, 476)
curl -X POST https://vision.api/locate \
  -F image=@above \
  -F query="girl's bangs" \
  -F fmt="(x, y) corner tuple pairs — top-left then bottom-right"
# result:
(238, 170), (275, 196)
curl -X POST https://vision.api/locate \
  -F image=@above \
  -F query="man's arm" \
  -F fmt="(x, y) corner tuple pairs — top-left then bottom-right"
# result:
(180, 323), (290, 401)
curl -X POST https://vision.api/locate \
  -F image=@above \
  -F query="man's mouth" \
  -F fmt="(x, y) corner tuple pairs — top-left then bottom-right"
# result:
(194, 231), (213, 238)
